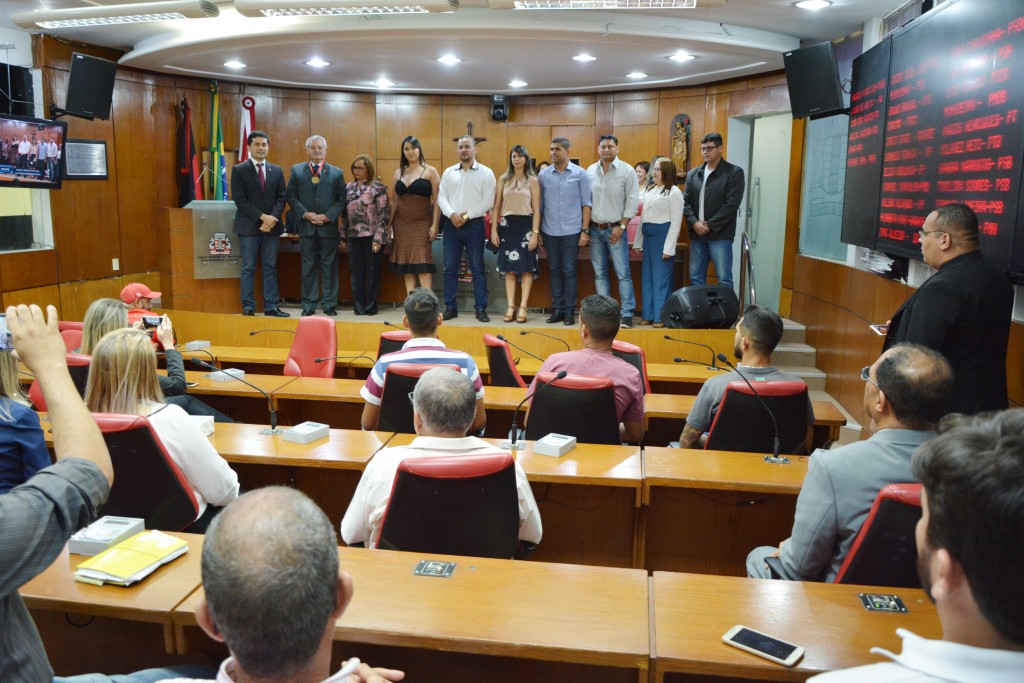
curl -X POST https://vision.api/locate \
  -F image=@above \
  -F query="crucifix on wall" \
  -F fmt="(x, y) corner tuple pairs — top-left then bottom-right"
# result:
(453, 121), (487, 144)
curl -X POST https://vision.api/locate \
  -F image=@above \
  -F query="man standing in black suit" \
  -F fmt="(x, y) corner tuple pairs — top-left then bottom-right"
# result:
(231, 130), (289, 318)
(287, 134), (346, 317)
(884, 203), (1014, 415)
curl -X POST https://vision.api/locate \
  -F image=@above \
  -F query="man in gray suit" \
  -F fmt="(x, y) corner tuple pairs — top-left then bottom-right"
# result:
(232, 130), (288, 317)
(286, 135), (346, 317)
(746, 343), (953, 582)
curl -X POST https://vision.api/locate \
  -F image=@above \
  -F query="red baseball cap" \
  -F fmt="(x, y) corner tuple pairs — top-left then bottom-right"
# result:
(120, 283), (161, 304)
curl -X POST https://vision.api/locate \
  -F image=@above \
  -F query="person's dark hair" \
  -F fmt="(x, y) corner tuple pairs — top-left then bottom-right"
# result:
(701, 132), (723, 146)
(875, 343), (953, 429)
(598, 134), (618, 145)
(635, 160), (650, 173)
(931, 203), (980, 243)
(551, 137), (571, 151)
(202, 488), (339, 677)
(912, 408), (1024, 645)
(580, 294), (621, 342)
(247, 130), (269, 146)
(399, 135), (426, 173)
(739, 305), (783, 355)
(413, 367), (476, 435)
(404, 287), (440, 335)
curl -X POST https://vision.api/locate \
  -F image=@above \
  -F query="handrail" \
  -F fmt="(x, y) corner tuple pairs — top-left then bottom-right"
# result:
(739, 231), (756, 309)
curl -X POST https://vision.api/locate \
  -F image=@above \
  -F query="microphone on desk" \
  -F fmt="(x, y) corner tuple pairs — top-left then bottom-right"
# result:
(673, 356), (711, 368)
(183, 347), (216, 365)
(382, 320), (404, 330)
(496, 335), (544, 362)
(664, 335), (719, 370)
(503, 370), (568, 451)
(715, 352), (786, 464)
(190, 357), (280, 435)
(520, 330), (570, 351)
(249, 329), (296, 337)
(314, 354), (376, 365)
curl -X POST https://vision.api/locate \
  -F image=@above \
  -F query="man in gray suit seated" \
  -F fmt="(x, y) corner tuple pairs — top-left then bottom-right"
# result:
(747, 343), (953, 581)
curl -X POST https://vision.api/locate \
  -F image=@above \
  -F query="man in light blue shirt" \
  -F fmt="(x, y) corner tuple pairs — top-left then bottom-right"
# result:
(538, 137), (592, 326)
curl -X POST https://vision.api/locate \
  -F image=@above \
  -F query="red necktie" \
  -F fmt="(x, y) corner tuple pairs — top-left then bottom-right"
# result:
(257, 163), (266, 190)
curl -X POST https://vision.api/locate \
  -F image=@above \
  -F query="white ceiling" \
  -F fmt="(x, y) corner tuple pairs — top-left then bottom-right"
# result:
(3, 0), (907, 93)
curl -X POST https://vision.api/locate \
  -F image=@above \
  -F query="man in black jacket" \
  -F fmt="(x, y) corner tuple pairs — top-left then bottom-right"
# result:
(884, 203), (1014, 415)
(683, 132), (745, 289)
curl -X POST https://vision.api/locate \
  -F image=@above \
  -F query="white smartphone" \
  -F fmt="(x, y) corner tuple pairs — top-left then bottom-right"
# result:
(722, 625), (804, 667)
(869, 323), (888, 336)
(0, 314), (12, 352)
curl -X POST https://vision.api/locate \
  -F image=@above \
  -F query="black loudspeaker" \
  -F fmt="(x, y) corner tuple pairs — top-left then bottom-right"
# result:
(491, 95), (508, 122)
(65, 53), (117, 120)
(0, 64), (34, 117)
(660, 285), (739, 329)
(782, 41), (845, 119)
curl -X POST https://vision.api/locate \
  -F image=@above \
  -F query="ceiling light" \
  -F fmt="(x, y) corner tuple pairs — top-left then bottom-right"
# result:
(489, 0), (697, 8)
(438, 55), (462, 66)
(224, 60), (247, 69)
(669, 52), (695, 62)
(12, 0), (218, 28)
(573, 54), (597, 62)
(235, 0), (459, 16)
(795, 0), (831, 9)
(306, 58), (330, 67)
(627, 72), (648, 79)
(375, 77), (396, 88)
(509, 79), (528, 88)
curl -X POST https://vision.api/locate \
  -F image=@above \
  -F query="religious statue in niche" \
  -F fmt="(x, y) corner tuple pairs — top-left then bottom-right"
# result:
(670, 114), (691, 182)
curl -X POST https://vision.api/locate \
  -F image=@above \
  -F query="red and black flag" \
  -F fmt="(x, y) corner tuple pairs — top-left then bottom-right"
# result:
(177, 96), (202, 206)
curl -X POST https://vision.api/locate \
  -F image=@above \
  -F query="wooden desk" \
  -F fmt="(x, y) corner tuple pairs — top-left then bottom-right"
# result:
(386, 434), (643, 568)
(20, 532), (206, 675)
(651, 572), (941, 682)
(176, 547), (650, 682)
(172, 369), (297, 424)
(643, 447), (808, 576)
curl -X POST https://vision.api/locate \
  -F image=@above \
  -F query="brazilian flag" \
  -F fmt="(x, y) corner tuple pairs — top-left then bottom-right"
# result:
(209, 81), (227, 200)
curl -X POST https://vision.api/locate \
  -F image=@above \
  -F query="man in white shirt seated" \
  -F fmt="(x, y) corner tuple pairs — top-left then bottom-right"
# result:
(342, 367), (542, 549)
(809, 408), (1024, 682)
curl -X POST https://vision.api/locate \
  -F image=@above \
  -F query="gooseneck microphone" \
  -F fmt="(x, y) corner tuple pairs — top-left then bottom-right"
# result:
(190, 357), (280, 435)
(496, 334), (544, 362)
(382, 320), (404, 330)
(184, 347), (216, 365)
(249, 329), (296, 337)
(504, 370), (568, 451)
(520, 330), (570, 351)
(664, 334), (719, 369)
(314, 354), (375, 365)
(715, 352), (785, 463)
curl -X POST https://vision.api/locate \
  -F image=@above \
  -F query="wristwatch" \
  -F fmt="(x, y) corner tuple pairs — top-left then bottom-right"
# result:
(582, 228), (590, 235)
(462, 212), (470, 221)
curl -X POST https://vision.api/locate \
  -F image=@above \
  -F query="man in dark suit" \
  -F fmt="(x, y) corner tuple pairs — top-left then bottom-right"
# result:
(884, 203), (1014, 415)
(286, 134), (346, 317)
(232, 130), (289, 317)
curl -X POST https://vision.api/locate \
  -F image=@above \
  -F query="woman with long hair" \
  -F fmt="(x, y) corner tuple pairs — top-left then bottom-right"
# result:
(343, 154), (390, 315)
(491, 145), (541, 323)
(0, 350), (50, 493)
(632, 157), (683, 328)
(84, 328), (238, 531)
(388, 136), (441, 293)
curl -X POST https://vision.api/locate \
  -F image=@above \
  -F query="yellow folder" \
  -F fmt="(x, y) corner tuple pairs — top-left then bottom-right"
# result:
(74, 530), (188, 587)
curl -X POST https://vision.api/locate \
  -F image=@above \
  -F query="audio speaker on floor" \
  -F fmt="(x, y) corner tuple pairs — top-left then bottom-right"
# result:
(660, 285), (739, 329)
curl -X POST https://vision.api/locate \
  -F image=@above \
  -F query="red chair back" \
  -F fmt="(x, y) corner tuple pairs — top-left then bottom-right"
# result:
(60, 329), (83, 353)
(704, 380), (810, 454)
(58, 321), (84, 332)
(611, 339), (651, 394)
(834, 483), (923, 587)
(28, 352), (91, 411)
(524, 372), (620, 445)
(378, 363), (460, 433)
(483, 334), (527, 388)
(285, 317), (337, 378)
(377, 330), (411, 359)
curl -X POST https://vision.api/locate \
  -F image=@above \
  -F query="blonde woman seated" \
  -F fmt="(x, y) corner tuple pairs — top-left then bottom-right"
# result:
(85, 328), (239, 532)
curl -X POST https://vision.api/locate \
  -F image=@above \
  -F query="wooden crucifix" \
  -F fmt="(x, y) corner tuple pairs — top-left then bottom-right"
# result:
(453, 121), (487, 144)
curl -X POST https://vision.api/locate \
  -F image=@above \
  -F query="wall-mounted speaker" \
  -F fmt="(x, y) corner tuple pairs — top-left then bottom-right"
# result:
(65, 53), (117, 120)
(491, 95), (508, 122)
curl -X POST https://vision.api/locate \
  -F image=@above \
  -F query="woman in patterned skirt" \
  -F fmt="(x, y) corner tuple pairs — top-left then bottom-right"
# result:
(388, 136), (440, 294)
(490, 144), (540, 323)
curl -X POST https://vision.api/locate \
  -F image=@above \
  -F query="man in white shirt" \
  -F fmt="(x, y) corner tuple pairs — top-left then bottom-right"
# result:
(343, 367), (542, 549)
(809, 409), (1024, 683)
(436, 135), (496, 322)
(587, 134), (639, 328)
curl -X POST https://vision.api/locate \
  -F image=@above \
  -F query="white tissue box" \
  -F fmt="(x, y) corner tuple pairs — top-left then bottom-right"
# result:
(184, 340), (211, 350)
(532, 433), (577, 457)
(207, 368), (244, 382)
(282, 421), (330, 444)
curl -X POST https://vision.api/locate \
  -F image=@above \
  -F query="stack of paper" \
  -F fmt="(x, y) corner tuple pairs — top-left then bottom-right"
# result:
(74, 530), (188, 587)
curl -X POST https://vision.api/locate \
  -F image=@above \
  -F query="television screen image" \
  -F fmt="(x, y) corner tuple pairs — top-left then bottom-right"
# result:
(0, 115), (67, 189)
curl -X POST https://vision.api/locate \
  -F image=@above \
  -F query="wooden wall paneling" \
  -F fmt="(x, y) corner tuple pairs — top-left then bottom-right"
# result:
(726, 83), (792, 118)
(871, 273), (912, 324)
(122, 272), (162, 298)
(36, 35), (122, 70)
(612, 92), (659, 126)
(595, 95), (613, 138)
(612, 125), (659, 165)
(1, 285), (62, 313)
(245, 89), (311, 167)
(58, 278), (125, 322)
(793, 255), (851, 309)
(702, 92), (730, 151)
(781, 117), (805, 292)
(550, 125), (597, 168)
(441, 99), (508, 172)
(507, 95), (596, 126)
(813, 302), (846, 406)
(311, 93), (380, 168)
(847, 267), (884, 322)
(0, 248), (58, 292)
(376, 95), (444, 165)
(159, 207), (195, 309)
(504, 126), (553, 166)
(790, 292), (820, 350)
(838, 310), (876, 423)
(1007, 322), (1024, 406)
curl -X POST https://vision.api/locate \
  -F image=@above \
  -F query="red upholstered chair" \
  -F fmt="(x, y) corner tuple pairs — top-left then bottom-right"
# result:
(483, 333), (527, 388)
(704, 380), (810, 455)
(375, 452), (530, 559)
(611, 339), (651, 394)
(524, 372), (621, 445)
(93, 413), (200, 531)
(377, 363), (460, 433)
(28, 352), (91, 411)
(377, 330), (411, 359)
(58, 320), (84, 333)
(284, 316), (337, 378)
(60, 329), (83, 353)
(833, 483), (923, 588)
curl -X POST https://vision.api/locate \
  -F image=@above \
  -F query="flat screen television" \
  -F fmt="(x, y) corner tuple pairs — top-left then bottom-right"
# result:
(0, 114), (67, 189)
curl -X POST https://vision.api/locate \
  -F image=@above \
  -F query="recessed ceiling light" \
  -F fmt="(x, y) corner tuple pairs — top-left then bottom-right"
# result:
(795, 0), (831, 9)
(509, 79), (528, 88)
(438, 54), (461, 66)
(573, 53), (597, 62)
(668, 52), (695, 62)
(375, 77), (396, 88)
(224, 60), (246, 69)
(306, 58), (330, 68)
(627, 72), (648, 79)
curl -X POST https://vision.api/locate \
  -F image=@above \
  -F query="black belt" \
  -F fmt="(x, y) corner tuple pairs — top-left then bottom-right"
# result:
(590, 221), (619, 229)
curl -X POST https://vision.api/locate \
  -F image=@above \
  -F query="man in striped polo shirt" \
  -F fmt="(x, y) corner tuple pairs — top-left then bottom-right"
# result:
(359, 287), (486, 433)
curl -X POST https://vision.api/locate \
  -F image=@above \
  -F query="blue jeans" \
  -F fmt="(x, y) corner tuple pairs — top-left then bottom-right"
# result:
(589, 227), (635, 318)
(56, 665), (216, 683)
(239, 232), (281, 311)
(443, 217), (488, 311)
(640, 222), (676, 322)
(690, 237), (734, 288)
(543, 232), (580, 314)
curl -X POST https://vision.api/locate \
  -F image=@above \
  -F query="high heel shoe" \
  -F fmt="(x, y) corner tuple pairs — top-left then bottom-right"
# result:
(503, 306), (516, 322)
(516, 305), (528, 324)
